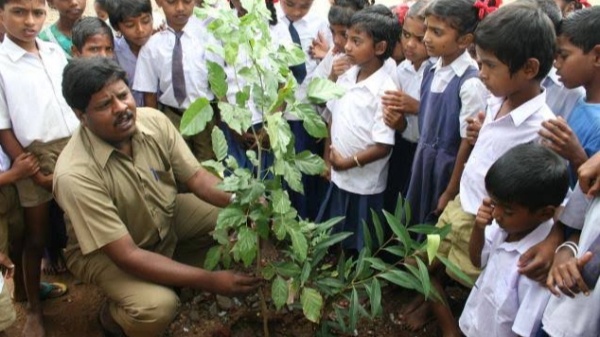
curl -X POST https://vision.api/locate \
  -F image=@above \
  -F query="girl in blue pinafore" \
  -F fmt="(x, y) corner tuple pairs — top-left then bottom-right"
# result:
(405, 0), (488, 226)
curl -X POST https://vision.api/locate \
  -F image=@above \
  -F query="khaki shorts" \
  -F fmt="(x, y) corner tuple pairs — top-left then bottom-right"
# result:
(0, 285), (16, 332)
(0, 184), (24, 255)
(435, 195), (480, 287)
(15, 137), (70, 207)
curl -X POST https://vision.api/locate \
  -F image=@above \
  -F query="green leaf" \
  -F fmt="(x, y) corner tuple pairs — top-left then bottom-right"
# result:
(416, 257), (432, 299)
(436, 255), (475, 287)
(261, 264), (275, 280)
(271, 276), (288, 310)
(201, 159), (226, 177)
(235, 89), (250, 108)
(224, 156), (239, 170)
(300, 262), (311, 286)
(204, 246), (221, 270)
(288, 226), (308, 262)
(371, 209), (384, 248)
(378, 270), (421, 291)
(382, 246), (407, 258)
(313, 232), (353, 252)
(216, 206), (246, 229)
(301, 287), (323, 323)
(306, 78), (346, 104)
(218, 102), (252, 135)
(273, 261), (302, 278)
(315, 216), (345, 233)
(394, 194), (404, 219)
(271, 189), (292, 214)
(283, 160), (304, 194)
(349, 287), (359, 329)
(265, 113), (292, 157)
(294, 151), (325, 175)
(181, 98), (214, 136)
(233, 226), (257, 267)
(272, 217), (287, 241)
(211, 127), (228, 161)
(384, 210), (411, 250)
(369, 278), (382, 318)
(207, 60), (228, 99)
(239, 181), (265, 204)
(363, 257), (390, 272)
(403, 197), (412, 225)
(408, 224), (443, 235)
(281, 43), (306, 67)
(224, 41), (239, 65)
(290, 104), (328, 138)
(426, 234), (441, 265)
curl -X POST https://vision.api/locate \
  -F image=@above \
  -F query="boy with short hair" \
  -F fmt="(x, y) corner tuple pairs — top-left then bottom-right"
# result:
(0, 0), (79, 335)
(71, 17), (115, 58)
(109, 0), (154, 107)
(134, 0), (219, 162)
(460, 143), (569, 337)
(398, 4), (557, 333)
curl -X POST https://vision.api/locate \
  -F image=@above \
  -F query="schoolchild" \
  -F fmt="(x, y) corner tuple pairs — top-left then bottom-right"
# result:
(398, 3), (557, 333)
(134, 0), (221, 162)
(0, 0), (79, 335)
(404, 0), (488, 226)
(316, 5), (399, 252)
(39, 0), (86, 59)
(460, 143), (569, 337)
(71, 16), (114, 58)
(109, 0), (154, 107)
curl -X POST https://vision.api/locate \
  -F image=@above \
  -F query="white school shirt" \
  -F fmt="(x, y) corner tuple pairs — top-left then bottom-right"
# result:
(429, 50), (488, 137)
(310, 47), (347, 81)
(276, 9), (332, 120)
(395, 58), (436, 143)
(133, 16), (221, 109)
(558, 183), (590, 230)
(543, 197), (600, 337)
(459, 91), (555, 215)
(326, 58), (396, 195)
(459, 220), (553, 337)
(542, 67), (585, 120)
(0, 38), (79, 148)
(0, 146), (9, 172)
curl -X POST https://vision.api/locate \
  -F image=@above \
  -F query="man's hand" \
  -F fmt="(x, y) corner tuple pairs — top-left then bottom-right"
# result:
(210, 270), (261, 297)
(466, 111), (485, 146)
(381, 90), (419, 115)
(539, 117), (587, 168)
(328, 56), (351, 82)
(475, 198), (494, 229)
(10, 152), (40, 181)
(578, 152), (600, 197)
(547, 250), (593, 297)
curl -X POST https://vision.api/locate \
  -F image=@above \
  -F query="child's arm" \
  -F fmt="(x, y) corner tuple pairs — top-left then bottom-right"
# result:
(381, 90), (419, 116)
(329, 143), (391, 171)
(546, 232), (593, 297)
(435, 139), (473, 214)
(469, 197), (494, 268)
(539, 117), (588, 172)
(0, 129), (50, 190)
(579, 151), (600, 197)
(0, 152), (40, 186)
(518, 221), (566, 283)
(143, 93), (158, 109)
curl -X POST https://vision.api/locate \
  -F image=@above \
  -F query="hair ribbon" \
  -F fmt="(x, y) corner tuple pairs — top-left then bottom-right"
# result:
(473, 0), (501, 20)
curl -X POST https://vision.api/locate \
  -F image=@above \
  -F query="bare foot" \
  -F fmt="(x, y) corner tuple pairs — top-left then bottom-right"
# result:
(399, 301), (433, 331)
(397, 294), (424, 317)
(41, 250), (67, 275)
(22, 311), (45, 337)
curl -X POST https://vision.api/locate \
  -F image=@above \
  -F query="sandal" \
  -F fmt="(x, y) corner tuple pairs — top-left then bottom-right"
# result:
(39, 282), (67, 300)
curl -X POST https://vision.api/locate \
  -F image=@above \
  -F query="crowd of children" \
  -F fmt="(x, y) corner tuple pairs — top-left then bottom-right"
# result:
(1, 0), (600, 335)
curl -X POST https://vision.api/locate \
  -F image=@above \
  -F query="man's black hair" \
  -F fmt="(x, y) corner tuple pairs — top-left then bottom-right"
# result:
(559, 6), (600, 53)
(72, 17), (114, 51)
(485, 143), (569, 211)
(108, 0), (152, 30)
(63, 58), (128, 112)
(475, 3), (555, 80)
(349, 4), (400, 61)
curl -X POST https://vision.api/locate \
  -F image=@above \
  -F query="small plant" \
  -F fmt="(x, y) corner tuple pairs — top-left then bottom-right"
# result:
(181, 1), (472, 335)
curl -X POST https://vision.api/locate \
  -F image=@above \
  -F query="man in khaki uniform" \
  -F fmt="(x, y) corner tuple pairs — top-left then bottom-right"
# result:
(53, 58), (260, 337)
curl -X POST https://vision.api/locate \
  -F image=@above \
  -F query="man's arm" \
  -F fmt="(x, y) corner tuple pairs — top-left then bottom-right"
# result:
(185, 168), (232, 208)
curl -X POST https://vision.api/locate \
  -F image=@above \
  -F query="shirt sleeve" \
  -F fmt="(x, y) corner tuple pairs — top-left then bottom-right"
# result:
(559, 183), (590, 230)
(458, 77), (488, 138)
(512, 276), (551, 337)
(372, 87), (396, 146)
(0, 78), (12, 130)
(132, 43), (159, 94)
(480, 223), (499, 268)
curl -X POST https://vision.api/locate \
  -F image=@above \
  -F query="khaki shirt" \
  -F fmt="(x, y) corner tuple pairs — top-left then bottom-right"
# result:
(54, 108), (201, 256)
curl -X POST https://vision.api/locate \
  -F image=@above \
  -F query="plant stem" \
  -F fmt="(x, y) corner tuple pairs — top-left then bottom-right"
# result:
(256, 234), (270, 337)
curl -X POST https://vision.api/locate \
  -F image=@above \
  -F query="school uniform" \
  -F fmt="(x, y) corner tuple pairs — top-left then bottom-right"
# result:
(134, 16), (221, 162)
(459, 220), (553, 337)
(114, 36), (144, 107)
(406, 50), (487, 226)
(542, 67), (585, 120)
(0, 37), (79, 207)
(317, 59), (396, 251)
(39, 23), (73, 59)
(54, 108), (218, 337)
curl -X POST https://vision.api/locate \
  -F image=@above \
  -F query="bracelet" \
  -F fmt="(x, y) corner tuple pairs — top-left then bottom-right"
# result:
(555, 241), (579, 257)
(353, 155), (362, 168)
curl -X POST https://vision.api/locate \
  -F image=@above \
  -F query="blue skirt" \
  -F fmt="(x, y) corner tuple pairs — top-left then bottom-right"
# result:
(384, 134), (417, 213)
(316, 183), (384, 251)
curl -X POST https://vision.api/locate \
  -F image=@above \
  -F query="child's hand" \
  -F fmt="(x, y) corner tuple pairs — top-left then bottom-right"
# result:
(434, 190), (455, 216)
(0, 252), (15, 280)
(383, 106), (406, 131)
(475, 197), (494, 229)
(32, 171), (53, 192)
(547, 250), (593, 297)
(381, 90), (419, 115)
(321, 160), (331, 181)
(329, 145), (350, 171)
(539, 117), (587, 167)
(329, 56), (351, 82)
(579, 152), (600, 197)
(309, 32), (329, 61)
(10, 152), (40, 181)
(466, 111), (485, 146)
(518, 239), (558, 284)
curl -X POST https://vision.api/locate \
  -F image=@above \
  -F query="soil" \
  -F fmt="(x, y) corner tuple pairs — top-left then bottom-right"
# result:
(4, 272), (469, 337)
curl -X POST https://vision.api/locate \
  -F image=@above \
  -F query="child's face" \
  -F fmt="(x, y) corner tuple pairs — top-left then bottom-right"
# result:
(0, 0), (46, 50)
(344, 26), (384, 67)
(423, 15), (469, 62)
(48, 0), (85, 23)
(74, 33), (114, 58)
(489, 196), (548, 241)
(330, 24), (347, 54)
(157, 0), (194, 31)
(117, 13), (153, 49)
(280, 0), (313, 22)
(555, 34), (596, 90)
(94, 2), (108, 21)
(476, 46), (522, 98)
(402, 16), (428, 66)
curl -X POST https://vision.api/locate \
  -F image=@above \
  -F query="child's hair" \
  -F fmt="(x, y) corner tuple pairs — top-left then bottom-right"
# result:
(329, 5), (358, 26)
(559, 6), (600, 54)
(406, 0), (431, 21)
(349, 4), (400, 61)
(63, 57), (128, 112)
(425, 0), (500, 35)
(0, 0), (44, 8)
(108, 0), (152, 30)
(72, 17), (114, 52)
(95, 0), (112, 11)
(334, 0), (372, 9)
(485, 143), (569, 211)
(266, 0), (277, 25)
(517, 0), (562, 33)
(475, 3), (555, 80)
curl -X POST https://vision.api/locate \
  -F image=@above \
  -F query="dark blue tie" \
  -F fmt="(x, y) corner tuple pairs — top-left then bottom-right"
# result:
(288, 21), (307, 84)
(172, 30), (186, 106)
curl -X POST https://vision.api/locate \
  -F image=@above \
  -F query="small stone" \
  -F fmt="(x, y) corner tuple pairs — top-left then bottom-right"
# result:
(192, 295), (204, 305)
(183, 327), (189, 333)
(189, 310), (200, 322)
(209, 303), (219, 316)
(216, 295), (233, 310)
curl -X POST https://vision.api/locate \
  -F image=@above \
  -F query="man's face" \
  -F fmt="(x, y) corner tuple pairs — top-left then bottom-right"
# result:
(78, 79), (137, 149)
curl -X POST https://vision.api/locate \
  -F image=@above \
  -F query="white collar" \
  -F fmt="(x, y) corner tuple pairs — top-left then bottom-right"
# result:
(340, 58), (394, 96)
(431, 50), (475, 77)
(488, 89), (547, 127)
(1, 37), (54, 62)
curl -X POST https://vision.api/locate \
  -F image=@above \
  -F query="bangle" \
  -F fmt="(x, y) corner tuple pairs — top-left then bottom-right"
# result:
(353, 155), (362, 168)
(555, 241), (579, 257)
(229, 193), (237, 204)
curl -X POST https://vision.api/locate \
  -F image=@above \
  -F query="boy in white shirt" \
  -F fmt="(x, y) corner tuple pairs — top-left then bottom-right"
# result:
(460, 143), (569, 337)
